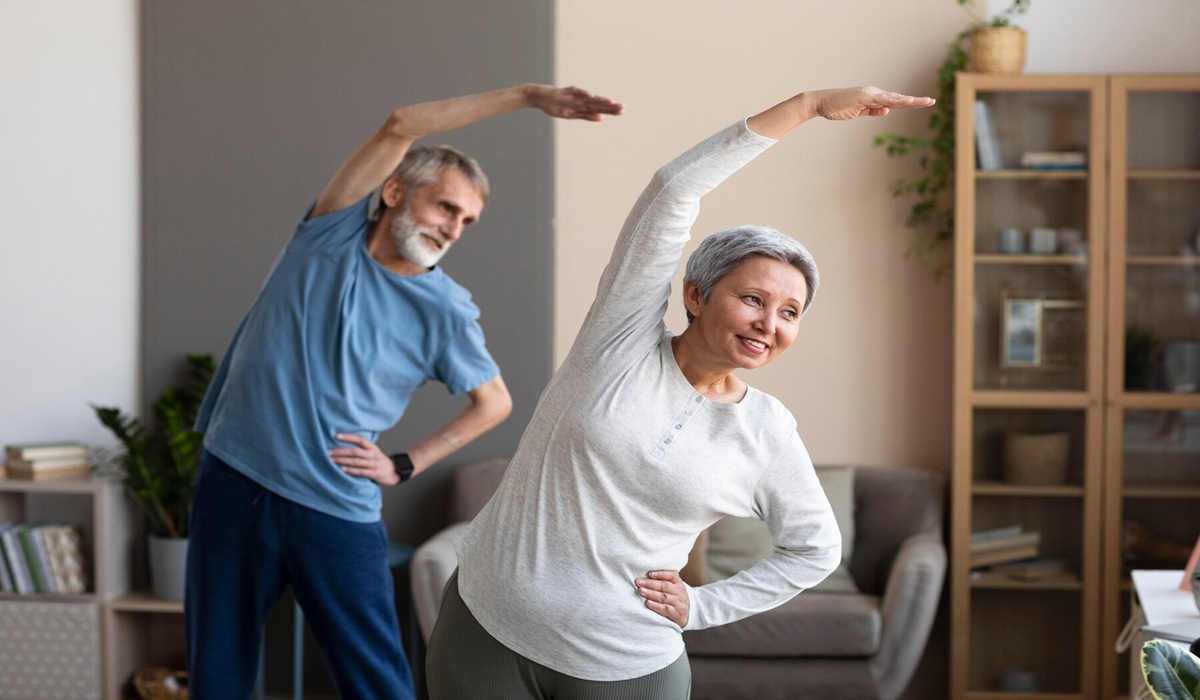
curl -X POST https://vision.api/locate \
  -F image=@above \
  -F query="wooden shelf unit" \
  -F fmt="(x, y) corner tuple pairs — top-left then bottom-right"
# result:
(951, 72), (1200, 700)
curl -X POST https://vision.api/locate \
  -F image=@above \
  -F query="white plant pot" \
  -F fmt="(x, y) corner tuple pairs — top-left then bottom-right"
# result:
(148, 535), (189, 602)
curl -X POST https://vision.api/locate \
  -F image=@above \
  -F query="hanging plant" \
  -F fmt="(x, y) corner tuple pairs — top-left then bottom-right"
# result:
(873, 0), (1030, 273)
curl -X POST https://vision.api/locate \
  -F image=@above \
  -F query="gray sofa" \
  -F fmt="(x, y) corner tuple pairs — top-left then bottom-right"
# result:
(410, 460), (945, 700)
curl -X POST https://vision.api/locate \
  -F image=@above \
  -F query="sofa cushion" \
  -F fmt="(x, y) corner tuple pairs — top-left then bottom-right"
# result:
(684, 592), (881, 658)
(704, 466), (857, 592)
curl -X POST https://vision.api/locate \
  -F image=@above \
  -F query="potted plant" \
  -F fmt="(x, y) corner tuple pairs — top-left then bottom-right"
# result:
(93, 352), (215, 601)
(873, 0), (1030, 270)
(1140, 638), (1200, 699)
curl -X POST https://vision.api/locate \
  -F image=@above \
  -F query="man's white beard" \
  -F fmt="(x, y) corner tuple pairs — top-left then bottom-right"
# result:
(391, 204), (451, 268)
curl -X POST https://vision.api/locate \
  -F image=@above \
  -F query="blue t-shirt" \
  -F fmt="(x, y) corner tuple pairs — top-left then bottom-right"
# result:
(195, 196), (499, 522)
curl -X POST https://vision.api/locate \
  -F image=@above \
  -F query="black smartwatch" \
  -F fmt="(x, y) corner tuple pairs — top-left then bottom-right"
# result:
(389, 452), (414, 483)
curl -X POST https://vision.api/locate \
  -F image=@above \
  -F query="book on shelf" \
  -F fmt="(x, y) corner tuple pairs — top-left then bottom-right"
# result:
(969, 530), (1041, 554)
(4, 452), (93, 481)
(0, 525), (35, 594)
(971, 544), (1041, 569)
(970, 524), (1023, 542)
(0, 523), (88, 595)
(5, 454), (92, 471)
(4, 442), (89, 462)
(41, 524), (87, 595)
(1019, 151), (1086, 170)
(991, 556), (1069, 581)
(19, 525), (57, 594)
(974, 100), (1003, 171)
(4, 465), (93, 481)
(0, 524), (14, 593)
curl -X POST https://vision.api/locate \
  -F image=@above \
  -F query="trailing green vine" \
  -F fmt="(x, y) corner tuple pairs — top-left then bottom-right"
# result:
(873, 0), (1030, 272)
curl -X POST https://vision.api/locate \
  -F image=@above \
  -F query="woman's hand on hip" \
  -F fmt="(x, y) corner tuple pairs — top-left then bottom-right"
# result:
(636, 570), (690, 628)
(329, 433), (400, 486)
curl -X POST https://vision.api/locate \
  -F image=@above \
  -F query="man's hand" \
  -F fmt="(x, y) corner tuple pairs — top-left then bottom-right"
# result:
(524, 84), (625, 121)
(329, 433), (399, 486)
(635, 570), (690, 628)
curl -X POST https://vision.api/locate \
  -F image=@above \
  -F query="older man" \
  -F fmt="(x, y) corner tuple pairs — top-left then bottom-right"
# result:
(186, 84), (623, 699)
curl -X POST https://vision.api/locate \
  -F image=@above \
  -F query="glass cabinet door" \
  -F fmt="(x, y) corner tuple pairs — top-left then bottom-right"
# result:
(953, 74), (1106, 700)
(1103, 75), (1200, 700)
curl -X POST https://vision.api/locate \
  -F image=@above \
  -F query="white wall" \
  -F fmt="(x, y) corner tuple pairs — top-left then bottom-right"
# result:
(0, 0), (139, 447)
(993, 0), (1200, 73)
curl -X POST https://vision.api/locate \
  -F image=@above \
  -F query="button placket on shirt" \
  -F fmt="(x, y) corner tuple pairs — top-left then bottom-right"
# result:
(652, 394), (705, 459)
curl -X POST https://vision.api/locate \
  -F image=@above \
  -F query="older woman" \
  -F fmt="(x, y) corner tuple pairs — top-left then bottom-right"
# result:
(426, 86), (934, 699)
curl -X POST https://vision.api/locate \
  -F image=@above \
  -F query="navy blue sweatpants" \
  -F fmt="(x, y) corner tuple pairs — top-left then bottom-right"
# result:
(185, 451), (412, 699)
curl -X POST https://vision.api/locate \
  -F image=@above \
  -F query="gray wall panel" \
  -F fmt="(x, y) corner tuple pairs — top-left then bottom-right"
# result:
(142, 1), (552, 546)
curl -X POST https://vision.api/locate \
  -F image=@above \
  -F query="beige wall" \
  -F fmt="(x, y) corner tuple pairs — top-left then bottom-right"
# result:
(554, 0), (964, 472)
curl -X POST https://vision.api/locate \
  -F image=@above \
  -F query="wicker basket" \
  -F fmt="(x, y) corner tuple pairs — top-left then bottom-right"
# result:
(1002, 432), (1069, 485)
(133, 666), (188, 700)
(970, 27), (1027, 75)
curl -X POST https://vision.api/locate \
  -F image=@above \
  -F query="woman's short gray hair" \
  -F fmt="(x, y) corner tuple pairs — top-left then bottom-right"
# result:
(682, 225), (819, 323)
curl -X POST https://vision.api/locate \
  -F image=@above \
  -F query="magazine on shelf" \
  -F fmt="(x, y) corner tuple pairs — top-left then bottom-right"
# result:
(974, 100), (1003, 171)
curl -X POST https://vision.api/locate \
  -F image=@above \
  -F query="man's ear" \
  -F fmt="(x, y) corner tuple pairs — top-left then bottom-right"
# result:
(683, 281), (704, 319)
(381, 177), (407, 210)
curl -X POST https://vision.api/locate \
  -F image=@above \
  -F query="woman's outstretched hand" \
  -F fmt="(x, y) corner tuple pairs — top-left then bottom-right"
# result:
(636, 570), (690, 627)
(525, 85), (625, 121)
(748, 85), (935, 139)
(806, 86), (935, 120)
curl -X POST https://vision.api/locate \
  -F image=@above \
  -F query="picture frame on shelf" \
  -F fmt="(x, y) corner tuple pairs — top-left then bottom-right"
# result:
(1001, 296), (1086, 370)
(1002, 298), (1042, 366)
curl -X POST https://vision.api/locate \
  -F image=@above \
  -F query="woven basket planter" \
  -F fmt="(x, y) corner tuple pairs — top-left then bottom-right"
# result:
(970, 27), (1027, 75)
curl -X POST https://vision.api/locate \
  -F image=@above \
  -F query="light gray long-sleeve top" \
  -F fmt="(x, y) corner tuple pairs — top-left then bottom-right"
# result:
(454, 119), (841, 681)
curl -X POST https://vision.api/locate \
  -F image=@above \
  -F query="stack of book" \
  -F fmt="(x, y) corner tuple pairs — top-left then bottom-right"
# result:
(1019, 151), (1087, 170)
(0, 522), (89, 595)
(969, 525), (1041, 569)
(4, 442), (93, 480)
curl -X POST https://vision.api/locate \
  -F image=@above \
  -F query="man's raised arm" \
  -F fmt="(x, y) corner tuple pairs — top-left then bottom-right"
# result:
(311, 84), (624, 219)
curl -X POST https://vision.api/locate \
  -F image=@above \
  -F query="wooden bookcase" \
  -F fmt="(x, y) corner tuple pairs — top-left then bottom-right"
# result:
(0, 473), (188, 700)
(0, 473), (138, 699)
(951, 73), (1200, 700)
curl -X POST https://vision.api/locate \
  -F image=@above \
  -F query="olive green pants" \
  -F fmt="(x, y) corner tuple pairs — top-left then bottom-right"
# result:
(427, 571), (691, 700)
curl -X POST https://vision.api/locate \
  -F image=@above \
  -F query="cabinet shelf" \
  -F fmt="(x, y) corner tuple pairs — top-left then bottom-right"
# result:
(110, 591), (183, 614)
(969, 571), (1083, 591)
(0, 591), (98, 603)
(1126, 255), (1200, 266)
(964, 693), (1084, 700)
(976, 254), (1089, 266)
(975, 169), (1089, 181)
(1127, 169), (1200, 180)
(0, 472), (119, 495)
(1122, 483), (1200, 499)
(969, 391), (1092, 408)
(1116, 393), (1200, 410)
(972, 481), (1085, 498)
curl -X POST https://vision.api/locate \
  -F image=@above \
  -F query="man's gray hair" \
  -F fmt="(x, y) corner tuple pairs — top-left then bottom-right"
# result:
(369, 145), (489, 219)
(682, 225), (819, 323)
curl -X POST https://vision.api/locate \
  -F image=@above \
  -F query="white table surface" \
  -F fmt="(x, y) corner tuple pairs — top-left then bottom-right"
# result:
(1132, 569), (1200, 642)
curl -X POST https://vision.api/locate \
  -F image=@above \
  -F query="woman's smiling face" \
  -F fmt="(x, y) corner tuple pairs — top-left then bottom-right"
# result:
(684, 255), (808, 372)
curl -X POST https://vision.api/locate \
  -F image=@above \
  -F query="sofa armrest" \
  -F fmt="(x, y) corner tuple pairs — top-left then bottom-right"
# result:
(410, 522), (469, 642)
(869, 533), (946, 700)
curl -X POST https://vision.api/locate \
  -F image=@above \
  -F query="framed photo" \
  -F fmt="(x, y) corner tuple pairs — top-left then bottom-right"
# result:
(1002, 299), (1043, 367)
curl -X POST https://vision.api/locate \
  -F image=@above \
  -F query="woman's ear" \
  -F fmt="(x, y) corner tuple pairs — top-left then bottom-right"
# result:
(683, 281), (704, 319)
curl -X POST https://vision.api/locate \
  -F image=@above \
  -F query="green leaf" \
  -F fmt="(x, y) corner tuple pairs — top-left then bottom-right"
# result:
(1141, 639), (1200, 699)
(92, 353), (215, 538)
